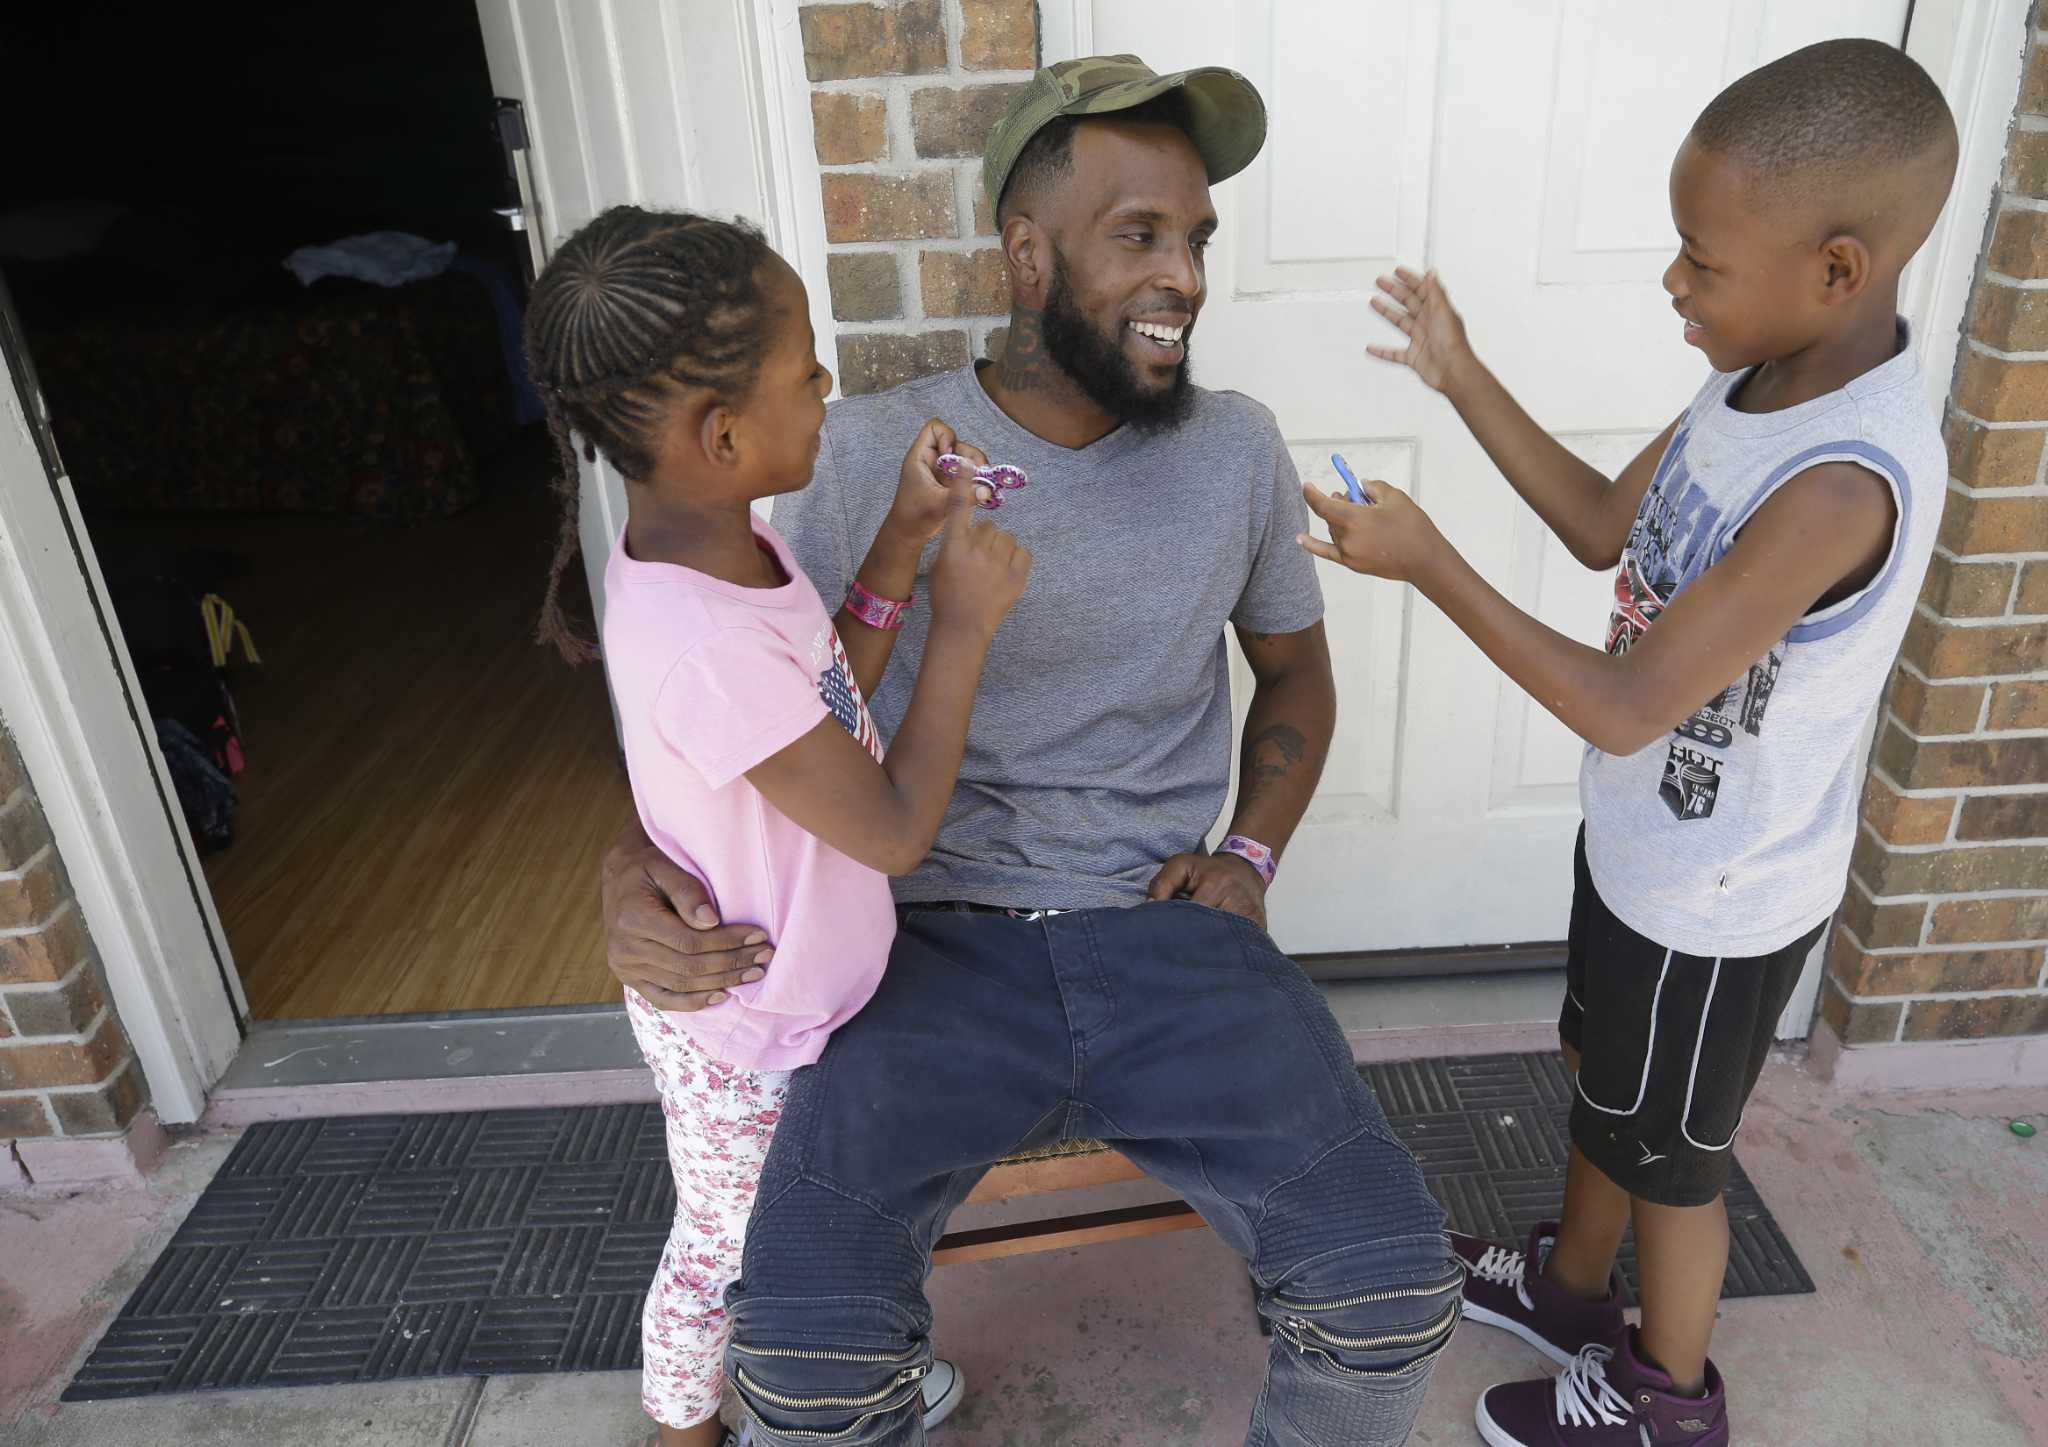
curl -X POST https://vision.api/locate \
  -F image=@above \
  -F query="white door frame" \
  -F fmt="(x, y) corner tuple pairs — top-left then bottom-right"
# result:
(0, 349), (242, 1123)
(0, 4), (2025, 1113)
(0, 0), (832, 1121)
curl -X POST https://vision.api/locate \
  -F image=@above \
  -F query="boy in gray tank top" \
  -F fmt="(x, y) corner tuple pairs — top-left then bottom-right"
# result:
(1300, 40), (1957, 1447)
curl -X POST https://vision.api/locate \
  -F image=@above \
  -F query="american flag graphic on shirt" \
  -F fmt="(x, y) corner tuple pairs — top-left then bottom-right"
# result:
(817, 627), (884, 761)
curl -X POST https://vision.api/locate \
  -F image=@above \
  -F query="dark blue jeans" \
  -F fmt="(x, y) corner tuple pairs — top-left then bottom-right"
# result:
(725, 901), (1459, 1445)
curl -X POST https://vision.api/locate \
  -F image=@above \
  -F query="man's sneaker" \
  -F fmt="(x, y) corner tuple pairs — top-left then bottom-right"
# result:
(1476, 1329), (1728, 1446)
(1451, 1220), (1625, 1367)
(920, 1357), (966, 1430)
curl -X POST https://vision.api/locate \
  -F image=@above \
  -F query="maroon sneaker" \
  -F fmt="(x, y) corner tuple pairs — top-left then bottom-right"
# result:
(1475, 1328), (1729, 1446)
(1450, 1221), (1625, 1367)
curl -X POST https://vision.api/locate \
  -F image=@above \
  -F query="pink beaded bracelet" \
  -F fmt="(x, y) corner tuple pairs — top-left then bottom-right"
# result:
(845, 579), (912, 632)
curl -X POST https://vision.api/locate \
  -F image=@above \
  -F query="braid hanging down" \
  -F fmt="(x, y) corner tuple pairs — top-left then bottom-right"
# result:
(522, 205), (775, 660)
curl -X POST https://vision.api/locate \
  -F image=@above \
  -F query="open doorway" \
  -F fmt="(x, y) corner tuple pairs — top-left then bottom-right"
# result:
(6, 2), (627, 1020)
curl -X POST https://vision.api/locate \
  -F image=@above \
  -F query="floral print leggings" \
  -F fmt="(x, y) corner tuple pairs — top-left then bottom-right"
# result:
(626, 988), (792, 1430)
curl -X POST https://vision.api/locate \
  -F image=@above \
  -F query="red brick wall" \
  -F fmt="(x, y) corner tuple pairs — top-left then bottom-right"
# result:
(1825, 19), (2048, 1049)
(0, 725), (148, 1140)
(801, 0), (1037, 394)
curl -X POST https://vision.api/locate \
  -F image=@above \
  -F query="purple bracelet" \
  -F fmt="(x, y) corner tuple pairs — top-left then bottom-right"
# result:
(1218, 834), (1277, 887)
(845, 579), (912, 632)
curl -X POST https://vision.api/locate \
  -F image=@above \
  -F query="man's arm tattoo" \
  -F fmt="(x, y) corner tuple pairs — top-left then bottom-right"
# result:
(1239, 723), (1307, 808)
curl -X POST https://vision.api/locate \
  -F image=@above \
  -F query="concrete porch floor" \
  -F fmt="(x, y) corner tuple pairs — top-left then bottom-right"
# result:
(4, 1054), (2045, 1446)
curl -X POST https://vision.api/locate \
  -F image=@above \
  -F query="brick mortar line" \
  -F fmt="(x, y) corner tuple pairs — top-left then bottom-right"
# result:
(1977, 270), (2048, 292)
(884, 76), (917, 171)
(0, 1000), (108, 1050)
(0, 842), (52, 885)
(942, 0), (964, 72)
(0, 898), (74, 940)
(1911, 600), (2048, 628)
(2001, 193), (2048, 213)
(36, 1052), (136, 1098)
(1838, 922), (2048, 957)
(1849, 868), (2048, 904)
(1965, 337), (2048, 365)
(1932, 543), (2048, 564)
(1940, 476), (2048, 498)
(1892, 656), (2048, 689)
(837, 318), (1005, 336)
(2017, 113), (2048, 133)
(1859, 816), (2048, 855)
(1947, 403), (2048, 427)
(954, 161), (980, 247)
(0, 950), (91, 997)
(809, 71), (1037, 93)
(828, 238), (998, 253)
(1868, 762), (2048, 800)
(1844, 983), (2048, 1005)
(1880, 703), (2048, 741)
(820, 156), (968, 176)
(0, 789), (25, 820)
(1944, 477), (2048, 502)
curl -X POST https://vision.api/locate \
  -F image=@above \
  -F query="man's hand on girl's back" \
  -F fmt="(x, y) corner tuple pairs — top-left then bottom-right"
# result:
(601, 818), (774, 1011)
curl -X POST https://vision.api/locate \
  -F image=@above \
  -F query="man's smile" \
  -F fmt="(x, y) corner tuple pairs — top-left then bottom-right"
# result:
(1127, 316), (1189, 358)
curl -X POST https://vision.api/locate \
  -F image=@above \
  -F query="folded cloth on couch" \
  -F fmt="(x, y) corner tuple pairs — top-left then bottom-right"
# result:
(286, 230), (456, 288)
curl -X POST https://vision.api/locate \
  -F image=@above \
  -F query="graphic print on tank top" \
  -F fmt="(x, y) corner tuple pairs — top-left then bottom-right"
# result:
(1606, 424), (1783, 822)
(812, 624), (884, 762)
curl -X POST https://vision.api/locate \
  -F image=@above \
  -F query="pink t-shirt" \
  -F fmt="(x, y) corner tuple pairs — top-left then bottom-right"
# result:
(602, 521), (895, 1071)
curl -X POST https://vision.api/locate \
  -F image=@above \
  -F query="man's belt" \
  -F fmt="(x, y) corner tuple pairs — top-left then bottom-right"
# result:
(908, 900), (1074, 922)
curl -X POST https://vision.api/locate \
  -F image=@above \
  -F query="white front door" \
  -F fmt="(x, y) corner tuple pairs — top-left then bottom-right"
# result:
(1047, 0), (1914, 955)
(473, 0), (834, 628)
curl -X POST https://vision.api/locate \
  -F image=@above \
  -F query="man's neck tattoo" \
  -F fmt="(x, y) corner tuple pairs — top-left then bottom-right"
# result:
(997, 307), (1060, 395)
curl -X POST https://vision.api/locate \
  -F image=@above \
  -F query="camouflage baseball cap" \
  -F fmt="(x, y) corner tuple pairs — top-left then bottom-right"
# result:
(981, 55), (1267, 217)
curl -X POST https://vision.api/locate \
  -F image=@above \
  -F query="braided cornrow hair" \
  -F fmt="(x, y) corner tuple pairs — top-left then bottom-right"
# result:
(523, 205), (776, 660)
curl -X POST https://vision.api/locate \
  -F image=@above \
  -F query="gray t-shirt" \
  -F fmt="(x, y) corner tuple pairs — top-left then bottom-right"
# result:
(773, 364), (1323, 910)
(1581, 324), (1943, 956)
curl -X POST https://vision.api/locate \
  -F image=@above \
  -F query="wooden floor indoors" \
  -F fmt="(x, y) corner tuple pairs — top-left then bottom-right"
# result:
(103, 452), (630, 1019)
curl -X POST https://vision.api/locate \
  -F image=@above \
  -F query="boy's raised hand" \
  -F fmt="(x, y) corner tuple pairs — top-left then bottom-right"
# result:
(1297, 477), (1449, 585)
(883, 418), (991, 548)
(1368, 267), (1474, 394)
(928, 475), (1032, 641)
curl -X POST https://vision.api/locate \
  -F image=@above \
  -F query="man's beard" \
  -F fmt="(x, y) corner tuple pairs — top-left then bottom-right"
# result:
(1039, 252), (1196, 430)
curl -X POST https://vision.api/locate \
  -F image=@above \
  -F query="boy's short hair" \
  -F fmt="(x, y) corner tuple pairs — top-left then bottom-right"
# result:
(1691, 39), (1955, 200)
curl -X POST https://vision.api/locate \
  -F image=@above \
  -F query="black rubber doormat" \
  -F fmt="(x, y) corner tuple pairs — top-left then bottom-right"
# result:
(64, 1052), (1811, 1400)
(1365, 1052), (1815, 1304)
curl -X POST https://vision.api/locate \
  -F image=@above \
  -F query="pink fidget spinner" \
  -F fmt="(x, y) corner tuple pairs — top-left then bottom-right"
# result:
(937, 453), (1029, 509)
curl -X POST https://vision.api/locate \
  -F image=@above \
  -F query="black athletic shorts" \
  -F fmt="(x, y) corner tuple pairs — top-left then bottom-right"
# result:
(1560, 828), (1825, 1207)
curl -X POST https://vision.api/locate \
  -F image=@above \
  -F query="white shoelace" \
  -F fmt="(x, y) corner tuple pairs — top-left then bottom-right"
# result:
(1553, 1343), (1633, 1429)
(1468, 1245), (1537, 1313)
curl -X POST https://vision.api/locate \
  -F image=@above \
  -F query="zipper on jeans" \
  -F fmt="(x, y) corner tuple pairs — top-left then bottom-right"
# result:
(1280, 1298), (1460, 1355)
(737, 1376), (926, 1442)
(1279, 1322), (1456, 1380)
(739, 1398), (917, 1443)
(1269, 1263), (1465, 1318)
(734, 1363), (928, 1412)
(731, 1340), (923, 1367)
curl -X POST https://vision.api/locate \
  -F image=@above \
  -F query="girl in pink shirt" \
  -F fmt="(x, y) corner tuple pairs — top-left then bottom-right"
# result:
(525, 207), (1030, 1447)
